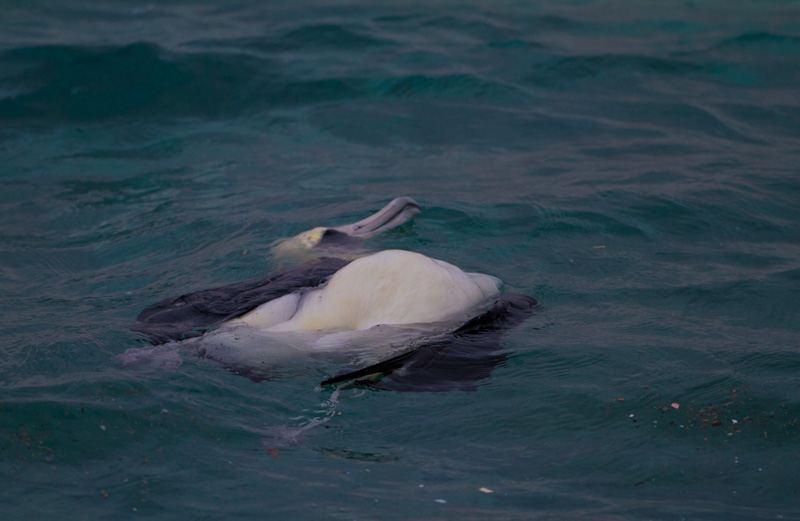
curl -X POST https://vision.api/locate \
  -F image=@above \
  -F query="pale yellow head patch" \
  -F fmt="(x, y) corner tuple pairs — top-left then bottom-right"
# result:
(296, 227), (327, 248)
(271, 227), (329, 261)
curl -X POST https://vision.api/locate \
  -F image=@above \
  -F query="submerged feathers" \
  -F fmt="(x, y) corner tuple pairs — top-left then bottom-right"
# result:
(131, 256), (349, 344)
(320, 293), (538, 391)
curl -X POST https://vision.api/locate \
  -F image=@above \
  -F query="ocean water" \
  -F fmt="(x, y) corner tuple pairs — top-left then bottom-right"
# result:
(1, 0), (799, 519)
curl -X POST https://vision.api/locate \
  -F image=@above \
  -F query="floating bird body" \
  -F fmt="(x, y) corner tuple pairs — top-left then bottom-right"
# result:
(128, 198), (537, 390)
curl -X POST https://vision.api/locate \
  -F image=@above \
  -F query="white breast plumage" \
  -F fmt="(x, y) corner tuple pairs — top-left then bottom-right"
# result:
(231, 250), (501, 332)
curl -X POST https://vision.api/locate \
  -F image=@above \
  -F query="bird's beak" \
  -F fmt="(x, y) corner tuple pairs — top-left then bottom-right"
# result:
(330, 197), (421, 239)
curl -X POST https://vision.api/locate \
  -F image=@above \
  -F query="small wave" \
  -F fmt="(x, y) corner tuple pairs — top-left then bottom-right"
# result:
(714, 31), (800, 51)
(535, 54), (705, 82)
(281, 23), (396, 50)
(527, 53), (763, 91)
(0, 42), (267, 122)
(0, 41), (376, 123)
(187, 23), (397, 54)
(372, 73), (525, 101)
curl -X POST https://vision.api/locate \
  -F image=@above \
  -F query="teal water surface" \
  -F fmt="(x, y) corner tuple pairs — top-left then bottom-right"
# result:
(1, 1), (799, 519)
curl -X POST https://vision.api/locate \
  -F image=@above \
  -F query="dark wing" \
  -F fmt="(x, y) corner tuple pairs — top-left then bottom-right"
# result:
(320, 293), (539, 391)
(131, 257), (351, 344)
